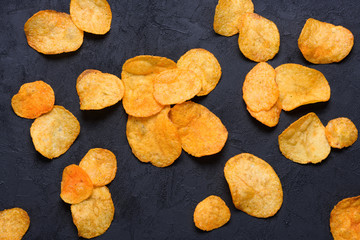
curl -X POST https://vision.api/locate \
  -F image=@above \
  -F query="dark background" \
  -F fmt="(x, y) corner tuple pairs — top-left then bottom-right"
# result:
(1, 0), (360, 239)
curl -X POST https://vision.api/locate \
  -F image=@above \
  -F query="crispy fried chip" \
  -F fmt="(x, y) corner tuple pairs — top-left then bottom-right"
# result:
(224, 153), (283, 218)
(298, 18), (354, 64)
(24, 10), (83, 54)
(238, 13), (280, 62)
(76, 69), (124, 110)
(275, 63), (331, 111)
(0, 208), (30, 240)
(126, 106), (182, 167)
(279, 112), (331, 164)
(11, 80), (55, 119)
(193, 195), (231, 231)
(247, 100), (282, 127)
(213, 0), (254, 36)
(169, 101), (228, 157)
(71, 186), (114, 239)
(325, 117), (358, 149)
(70, 0), (112, 35)
(30, 105), (80, 159)
(79, 148), (117, 186)
(177, 48), (222, 96)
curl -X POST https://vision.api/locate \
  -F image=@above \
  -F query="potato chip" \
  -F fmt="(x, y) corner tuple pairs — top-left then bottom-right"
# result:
(247, 100), (282, 127)
(126, 106), (182, 167)
(0, 208), (30, 240)
(213, 0), (254, 36)
(298, 18), (354, 64)
(11, 80), (55, 119)
(79, 148), (117, 186)
(71, 186), (114, 239)
(224, 153), (283, 218)
(238, 13), (280, 62)
(169, 101), (228, 157)
(177, 48), (222, 96)
(70, 0), (112, 35)
(30, 105), (80, 159)
(193, 195), (231, 231)
(76, 69), (124, 110)
(279, 112), (331, 164)
(275, 63), (331, 111)
(325, 117), (358, 149)
(24, 10), (83, 54)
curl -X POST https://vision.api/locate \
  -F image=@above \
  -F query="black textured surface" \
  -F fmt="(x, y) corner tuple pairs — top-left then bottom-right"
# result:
(1, 0), (360, 239)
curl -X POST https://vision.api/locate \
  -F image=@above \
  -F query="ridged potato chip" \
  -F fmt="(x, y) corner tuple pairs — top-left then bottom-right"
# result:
(70, 0), (112, 35)
(193, 195), (231, 231)
(177, 48), (222, 96)
(247, 100), (282, 127)
(11, 80), (55, 119)
(298, 18), (354, 64)
(169, 101), (228, 157)
(30, 105), (80, 159)
(279, 112), (331, 164)
(224, 153), (283, 218)
(238, 13), (280, 62)
(0, 208), (30, 240)
(325, 117), (358, 149)
(71, 186), (114, 239)
(24, 10), (83, 54)
(275, 64), (331, 111)
(76, 69), (124, 110)
(213, 0), (254, 36)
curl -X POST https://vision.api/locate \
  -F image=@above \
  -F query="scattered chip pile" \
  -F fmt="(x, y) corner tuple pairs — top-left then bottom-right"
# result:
(0, 208), (30, 240)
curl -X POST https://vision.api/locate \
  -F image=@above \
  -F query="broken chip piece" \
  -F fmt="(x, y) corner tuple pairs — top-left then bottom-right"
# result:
(0, 208), (30, 240)
(247, 100), (282, 127)
(325, 117), (358, 149)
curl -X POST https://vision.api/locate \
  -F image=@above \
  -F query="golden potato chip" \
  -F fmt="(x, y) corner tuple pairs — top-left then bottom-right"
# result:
(0, 208), (30, 240)
(30, 105), (80, 159)
(247, 100), (282, 127)
(325, 117), (358, 149)
(71, 186), (114, 239)
(60, 164), (93, 204)
(193, 195), (231, 231)
(298, 18), (354, 64)
(79, 148), (117, 186)
(70, 0), (112, 35)
(275, 63), (331, 111)
(177, 48), (222, 96)
(279, 112), (331, 164)
(76, 69), (124, 110)
(224, 153), (283, 218)
(24, 10), (83, 54)
(153, 69), (201, 105)
(213, 0), (254, 36)
(169, 101), (228, 157)
(11, 80), (55, 119)
(126, 106), (182, 167)
(238, 13), (280, 62)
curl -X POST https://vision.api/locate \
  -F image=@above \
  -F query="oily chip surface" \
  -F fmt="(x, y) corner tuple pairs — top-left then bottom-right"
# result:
(298, 18), (354, 64)
(224, 153), (283, 218)
(30, 105), (80, 159)
(193, 195), (231, 231)
(11, 80), (55, 119)
(0, 208), (30, 240)
(325, 117), (358, 149)
(24, 10), (83, 54)
(247, 100), (282, 127)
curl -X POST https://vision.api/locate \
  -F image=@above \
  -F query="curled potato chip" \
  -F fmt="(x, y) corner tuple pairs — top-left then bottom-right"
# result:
(247, 100), (282, 127)
(76, 69), (124, 110)
(0, 208), (30, 240)
(213, 0), (254, 36)
(275, 63), (330, 111)
(279, 112), (331, 164)
(11, 80), (55, 119)
(193, 195), (231, 231)
(71, 186), (114, 239)
(298, 18), (354, 64)
(70, 0), (112, 35)
(224, 153), (283, 218)
(325, 117), (358, 149)
(238, 13), (280, 62)
(30, 105), (80, 159)
(169, 101), (228, 157)
(24, 10), (83, 54)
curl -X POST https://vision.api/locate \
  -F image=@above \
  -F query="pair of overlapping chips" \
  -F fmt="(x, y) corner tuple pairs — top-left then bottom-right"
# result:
(0, 207), (30, 240)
